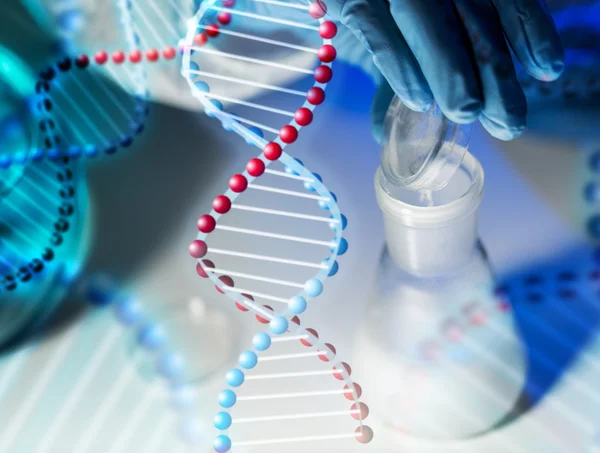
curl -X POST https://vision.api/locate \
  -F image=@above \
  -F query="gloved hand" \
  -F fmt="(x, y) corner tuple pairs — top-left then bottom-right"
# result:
(328, 0), (565, 142)
(25, 0), (565, 142)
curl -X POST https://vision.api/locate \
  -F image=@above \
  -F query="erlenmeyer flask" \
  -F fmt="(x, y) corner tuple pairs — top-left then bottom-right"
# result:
(125, 294), (240, 387)
(352, 97), (528, 441)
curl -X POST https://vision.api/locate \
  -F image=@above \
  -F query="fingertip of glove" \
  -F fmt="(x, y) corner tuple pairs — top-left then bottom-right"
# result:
(480, 113), (526, 141)
(537, 59), (565, 82)
(388, 80), (434, 114)
(402, 98), (433, 113)
(444, 100), (482, 124)
(531, 47), (565, 82)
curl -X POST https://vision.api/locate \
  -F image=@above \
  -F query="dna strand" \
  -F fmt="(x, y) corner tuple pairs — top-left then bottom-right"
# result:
(0, 46), (85, 325)
(1, 0), (157, 173)
(405, 295), (512, 365)
(4, 0), (242, 172)
(0, 0), (246, 286)
(0, 0), (151, 297)
(71, 276), (210, 451)
(180, 1), (372, 451)
(81, 0), (239, 111)
(407, 267), (599, 367)
(32, 0), (149, 166)
(0, 155), (82, 293)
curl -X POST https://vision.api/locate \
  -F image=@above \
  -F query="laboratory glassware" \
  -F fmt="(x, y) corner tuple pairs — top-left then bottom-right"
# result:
(353, 97), (528, 441)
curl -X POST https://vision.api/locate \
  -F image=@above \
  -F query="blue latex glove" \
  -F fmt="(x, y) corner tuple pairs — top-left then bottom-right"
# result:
(330, 0), (565, 141)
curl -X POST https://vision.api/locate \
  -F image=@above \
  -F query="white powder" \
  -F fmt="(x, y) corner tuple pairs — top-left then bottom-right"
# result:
(418, 189), (434, 207)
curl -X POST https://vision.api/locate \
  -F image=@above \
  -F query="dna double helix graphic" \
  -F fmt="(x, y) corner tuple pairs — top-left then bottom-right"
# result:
(76, 276), (209, 450)
(0, 0), (150, 298)
(0, 45), (86, 334)
(34, 0), (150, 165)
(2, 0), (600, 450)
(180, 1), (372, 450)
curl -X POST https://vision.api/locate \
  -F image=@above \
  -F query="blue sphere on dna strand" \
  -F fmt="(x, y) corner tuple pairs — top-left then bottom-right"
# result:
(181, 0), (373, 450)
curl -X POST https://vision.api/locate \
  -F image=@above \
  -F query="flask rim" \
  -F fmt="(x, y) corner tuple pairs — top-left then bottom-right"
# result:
(375, 150), (484, 229)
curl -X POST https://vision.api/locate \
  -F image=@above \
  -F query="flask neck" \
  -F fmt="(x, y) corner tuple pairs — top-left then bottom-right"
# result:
(375, 151), (484, 277)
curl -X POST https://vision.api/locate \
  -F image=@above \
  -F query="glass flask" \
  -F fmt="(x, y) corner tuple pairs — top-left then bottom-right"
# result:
(125, 294), (241, 387)
(0, 45), (89, 352)
(352, 97), (527, 441)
